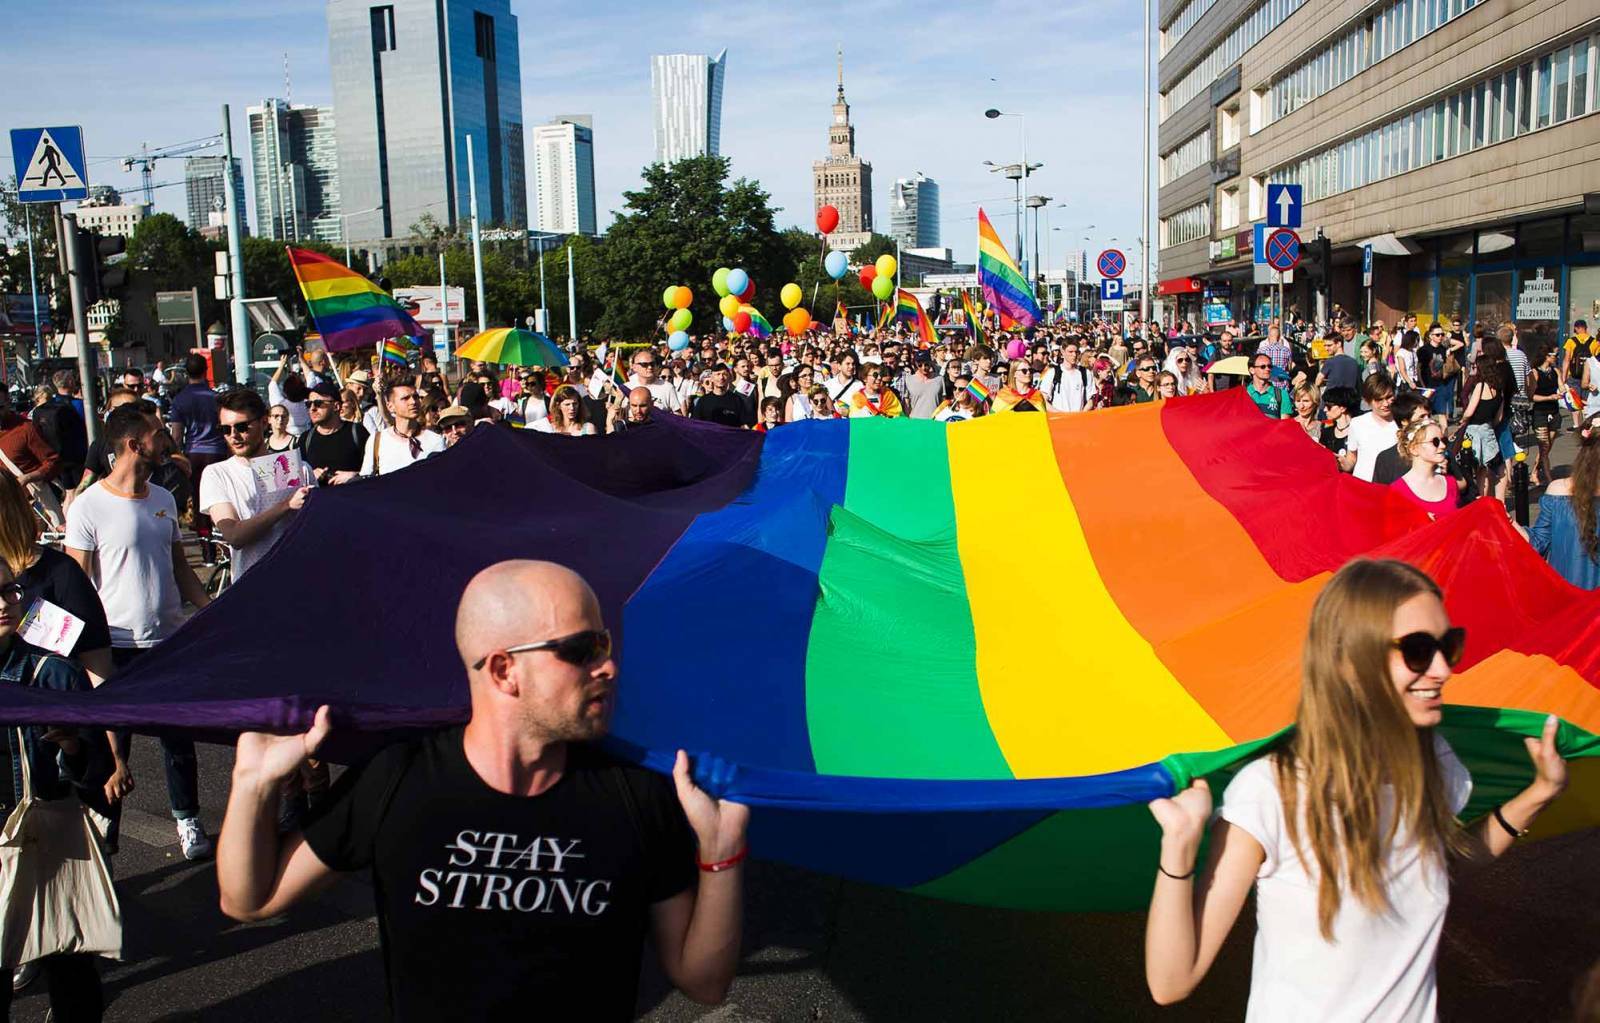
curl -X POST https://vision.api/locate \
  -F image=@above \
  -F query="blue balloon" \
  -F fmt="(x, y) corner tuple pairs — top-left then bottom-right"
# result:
(725, 268), (749, 296)
(722, 316), (735, 331)
(668, 330), (690, 351)
(824, 250), (849, 280)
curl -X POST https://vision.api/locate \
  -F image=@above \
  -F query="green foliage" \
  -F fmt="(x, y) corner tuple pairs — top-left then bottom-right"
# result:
(383, 239), (539, 335)
(591, 156), (795, 340)
(850, 233), (899, 266)
(786, 228), (874, 322)
(243, 237), (367, 328)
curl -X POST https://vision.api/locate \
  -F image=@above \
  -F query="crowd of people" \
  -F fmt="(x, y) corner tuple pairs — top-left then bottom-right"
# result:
(0, 307), (1593, 1019)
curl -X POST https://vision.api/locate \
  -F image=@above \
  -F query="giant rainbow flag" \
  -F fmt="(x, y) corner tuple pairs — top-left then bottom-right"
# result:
(13, 392), (1599, 911)
(286, 247), (427, 352)
(977, 208), (1039, 329)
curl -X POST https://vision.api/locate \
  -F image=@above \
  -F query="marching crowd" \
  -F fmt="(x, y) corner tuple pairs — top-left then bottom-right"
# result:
(0, 308), (1593, 1019)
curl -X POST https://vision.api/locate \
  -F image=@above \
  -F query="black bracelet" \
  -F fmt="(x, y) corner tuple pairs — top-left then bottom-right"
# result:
(1157, 862), (1196, 880)
(1492, 805), (1527, 840)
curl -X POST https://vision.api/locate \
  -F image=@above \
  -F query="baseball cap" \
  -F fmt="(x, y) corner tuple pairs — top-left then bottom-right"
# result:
(309, 381), (341, 400)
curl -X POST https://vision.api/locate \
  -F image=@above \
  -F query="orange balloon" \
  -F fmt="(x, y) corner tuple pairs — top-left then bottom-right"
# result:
(783, 308), (811, 336)
(673, 286), (693, 309)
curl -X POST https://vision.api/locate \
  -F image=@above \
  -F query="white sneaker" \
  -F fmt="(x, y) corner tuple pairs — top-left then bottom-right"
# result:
(11, 961), (38, 991)
(176, 818), (214, 861)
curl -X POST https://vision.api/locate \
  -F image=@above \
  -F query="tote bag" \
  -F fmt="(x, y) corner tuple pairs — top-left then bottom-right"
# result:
(0, 730), (121, 967)
(0, 444), (64, 532)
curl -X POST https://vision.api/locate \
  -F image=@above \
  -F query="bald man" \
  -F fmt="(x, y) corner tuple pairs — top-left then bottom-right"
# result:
(218, 560), (749, 1020)
(610, 386), (654, 434)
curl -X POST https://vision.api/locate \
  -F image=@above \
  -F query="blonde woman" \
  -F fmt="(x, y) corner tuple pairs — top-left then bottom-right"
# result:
(531, 384), (595, 436)
(1291, 384), (1322, 442)
(1163, 348), (1205, 395)
(1144, 558), (1568, 1018)
(1390, 418), (1458, 519)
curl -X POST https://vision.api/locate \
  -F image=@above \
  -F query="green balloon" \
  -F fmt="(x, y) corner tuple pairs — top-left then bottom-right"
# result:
(662, 286), (678, 310)
(712, 267), (731, 297)
(871, 274), (894, 300)
(669, 307), (692, 332)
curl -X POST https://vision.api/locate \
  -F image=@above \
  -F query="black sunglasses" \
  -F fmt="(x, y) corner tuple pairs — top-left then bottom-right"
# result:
(218, 419), (260, 436)
(1252, 363), (1271, 369)
(1393, 627), (1466, 674)
(0, 582), (22, 606)
(471, 628), (612, 671)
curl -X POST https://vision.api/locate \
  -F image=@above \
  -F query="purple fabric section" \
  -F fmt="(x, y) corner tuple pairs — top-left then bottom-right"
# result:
(0, 418), (761, 754)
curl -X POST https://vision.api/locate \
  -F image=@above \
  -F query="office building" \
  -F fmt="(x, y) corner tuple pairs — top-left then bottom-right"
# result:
(533, 116), (597, 236)
(813, 52), (873, 252)
(74, 198), (150, 239)
(890, 173), (940, 250)
(1156, 0), (1600, 346)
(327, 0), (527, 250)
(650, 50), (727, 165)
(249, 98), (343, 244)
(184, 156), (248, 238)
(1060, 249), (1089, 283)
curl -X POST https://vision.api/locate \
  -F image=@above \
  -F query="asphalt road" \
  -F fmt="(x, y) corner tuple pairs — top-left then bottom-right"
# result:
(8, 431), (1591, 1021)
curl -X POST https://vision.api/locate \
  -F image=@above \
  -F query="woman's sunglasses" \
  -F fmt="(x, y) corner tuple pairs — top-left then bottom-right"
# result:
(471, 628), (612, 671)
(0, 583), (23, 606)
(1392, 627), (1466, 674)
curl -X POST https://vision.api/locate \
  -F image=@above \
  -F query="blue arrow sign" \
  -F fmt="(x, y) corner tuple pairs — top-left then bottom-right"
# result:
(1266, 183), (1301, 228)
(10, 126), (89, 203)
(1100, 277), (1124, 301)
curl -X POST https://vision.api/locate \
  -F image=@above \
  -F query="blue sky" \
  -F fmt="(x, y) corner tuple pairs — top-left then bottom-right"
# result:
(5, 0), (1154, 271)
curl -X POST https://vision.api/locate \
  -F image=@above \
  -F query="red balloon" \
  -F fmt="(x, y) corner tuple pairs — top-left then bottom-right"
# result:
(738, 281), (755, 301)
(816, 205), (840, 234)
(732, 312), (752, 334)
(858, 266), (877, 289)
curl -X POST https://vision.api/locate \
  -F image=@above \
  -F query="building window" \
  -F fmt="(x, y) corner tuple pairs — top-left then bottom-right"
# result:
(1162, 0), (1219, 55)
(1219, 185), (1240, 230)
(1220, 104), (1241, 149)
(370, 5), (395, 51)
(1160, 202), (1210, 248)
(1248, 175), (1266, 219)
(1160, 129), (1211, 184)
(1160, 0), (1308, 120)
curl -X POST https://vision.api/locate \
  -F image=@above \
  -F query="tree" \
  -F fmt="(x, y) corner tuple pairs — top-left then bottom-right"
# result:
(592, 156), (795, 340)
(786, 228), (876, 324)
(850, 233), (899, 268)
(242, 237), (367, 330)
(384, 241), (537, 335)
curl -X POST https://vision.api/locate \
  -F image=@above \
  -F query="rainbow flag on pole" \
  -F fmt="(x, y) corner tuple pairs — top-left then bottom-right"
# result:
(285, 247), (427, 351)
(738, 303), (773, 339)
(961, 291), (987, 346)
(977, 209), (1039, 329)
(892, 289), (937, 347)
(379, 338), (412, 366)
(966, 377), (991, 405)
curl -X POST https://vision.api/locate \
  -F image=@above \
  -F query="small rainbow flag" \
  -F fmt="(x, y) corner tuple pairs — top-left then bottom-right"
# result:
(977, 209), (1039, 329)
(606, 353), (628, 390)
(966, 377), (991, 405)
(960, 292), (986, 346)
(380, 338), (411, 366)
(738, 303), (773, 339)
(286, 247), (427, 352)
(892, 289), (937, 347)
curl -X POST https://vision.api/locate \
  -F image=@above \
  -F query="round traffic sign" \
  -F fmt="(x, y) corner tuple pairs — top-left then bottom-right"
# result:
(1264, 229), (1301, 272)
(1097, 249), (1126, 279)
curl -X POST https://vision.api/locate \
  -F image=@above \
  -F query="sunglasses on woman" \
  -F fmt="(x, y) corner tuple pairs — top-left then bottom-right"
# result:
(471, 628), (612, 671)
(0, 583), (23, 606)
(1392, 627), (1466, 674)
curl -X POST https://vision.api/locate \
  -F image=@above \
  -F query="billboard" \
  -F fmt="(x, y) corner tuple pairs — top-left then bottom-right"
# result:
(393, 286), (466, 328)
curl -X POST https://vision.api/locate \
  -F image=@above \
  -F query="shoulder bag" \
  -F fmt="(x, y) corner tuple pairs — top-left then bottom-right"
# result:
(0, 443), (63, 531)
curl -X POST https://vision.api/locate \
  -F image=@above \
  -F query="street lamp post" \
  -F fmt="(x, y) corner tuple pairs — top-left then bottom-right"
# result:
(984, 109), (1041, 288)
(342, 204), (386, 267)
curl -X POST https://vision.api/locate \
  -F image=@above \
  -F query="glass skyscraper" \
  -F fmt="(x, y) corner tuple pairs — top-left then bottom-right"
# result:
(249, 98), (342, 244)
(184, 156), (249, 237)
(651, 50), (727, 165)
(327, 0), (526, 248)
(534, 116), (597, 236)
(890, 173), (941, 249)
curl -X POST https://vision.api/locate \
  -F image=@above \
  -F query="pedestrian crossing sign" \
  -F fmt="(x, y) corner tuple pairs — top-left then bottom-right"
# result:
(10, 126), (89, 203)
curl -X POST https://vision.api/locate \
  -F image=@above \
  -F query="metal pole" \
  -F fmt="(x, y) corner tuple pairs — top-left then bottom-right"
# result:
(344, 221), (351, 267)
(466, 134), (487, 333)
(221, 104), (250, 384)
(438, 251), (448, 357)
(566, 245), (577, 343)
(190, 286), (203, 359)
(537, 235), (548, 334)
(60, 212), (100, 443)
(24, 205), (43, 361)
(1140, 0), (1152, 330)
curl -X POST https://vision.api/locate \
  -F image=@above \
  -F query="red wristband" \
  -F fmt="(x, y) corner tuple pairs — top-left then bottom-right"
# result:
(696, 846), (748, 873)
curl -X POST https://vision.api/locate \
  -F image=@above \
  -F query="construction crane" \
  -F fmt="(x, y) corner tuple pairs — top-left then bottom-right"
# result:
(120, 134), (224, 205)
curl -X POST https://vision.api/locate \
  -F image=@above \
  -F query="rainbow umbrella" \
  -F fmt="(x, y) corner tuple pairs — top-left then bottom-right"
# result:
(455, 328), (569, 368)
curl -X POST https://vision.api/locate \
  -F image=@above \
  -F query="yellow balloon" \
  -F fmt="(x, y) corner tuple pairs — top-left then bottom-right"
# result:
(718, 294), (741, 318)
(780, 283), (803, 310)
(875, 254), (897, 278)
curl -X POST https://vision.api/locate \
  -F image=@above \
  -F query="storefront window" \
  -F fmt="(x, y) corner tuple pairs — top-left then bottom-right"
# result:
(1440, 232), (1473, 272)
(1474, 271), (1512, 335)
(1409, 276), (1436, 326)
(1438, 276), (1469, 333)
(1515, 265), (1562, 356)
(1517, 217), (1564, 261)
(1570, 265), (1600, 340)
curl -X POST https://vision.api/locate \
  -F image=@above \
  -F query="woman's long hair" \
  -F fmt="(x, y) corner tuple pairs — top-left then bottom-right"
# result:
(1163, 349), (1202, 394)
(0, 475), (38, 576)
(1570, 414), (1600, 561)
(548, 385), (587, 431)
(1277, 558), (1469, 940)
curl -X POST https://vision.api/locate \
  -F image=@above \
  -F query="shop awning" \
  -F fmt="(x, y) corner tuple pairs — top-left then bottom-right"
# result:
(1157, 276), (1205, 295)
(1358, 233), (1421, 257)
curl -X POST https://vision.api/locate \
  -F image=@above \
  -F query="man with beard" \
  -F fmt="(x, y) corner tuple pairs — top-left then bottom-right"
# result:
(299, 382), (368, 486)
(200, 388), (310, 581)
(218, 561), (749, 1021)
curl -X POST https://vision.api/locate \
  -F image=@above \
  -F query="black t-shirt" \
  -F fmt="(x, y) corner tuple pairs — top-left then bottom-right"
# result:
(1371, 445), (1405, 486)
(299, 422), (370, 477)
(692, 391), (749, 429)
(16, 547), (111, 656)
(303, 728), (696, 1021)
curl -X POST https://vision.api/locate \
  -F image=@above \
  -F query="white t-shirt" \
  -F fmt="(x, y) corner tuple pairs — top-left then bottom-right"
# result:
(1395, 347), (1419, 387)
(1042, 364), (1090, 412)
(64, 482), (182, 649)
(197, 456), (297, 579)
(1346, 411), (1399, 482)
(360, 428), (446, 476)
(521, 394), (548, 423)
(530, 418), (596, 436)
(1221, 737), (1471, 1023)
(630, 378), (683, 414)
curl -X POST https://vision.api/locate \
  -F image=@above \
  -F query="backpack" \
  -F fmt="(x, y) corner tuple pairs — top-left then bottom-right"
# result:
(1048, 364), (1089, 405)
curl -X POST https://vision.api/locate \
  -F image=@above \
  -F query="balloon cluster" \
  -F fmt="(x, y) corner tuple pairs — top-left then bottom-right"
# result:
(662, 285), (694, 350)
(713, 265), (758, 334)
(779, 282), (811, 337)
(858, 253), (898, 301)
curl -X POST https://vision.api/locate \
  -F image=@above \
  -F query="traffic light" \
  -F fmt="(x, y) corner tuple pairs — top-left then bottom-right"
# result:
(74, 229), (128, 306)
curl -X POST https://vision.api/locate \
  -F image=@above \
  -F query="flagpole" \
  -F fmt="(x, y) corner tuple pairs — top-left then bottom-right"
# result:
(566, 245), (578, 344)
(467, 134), (487, 335)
